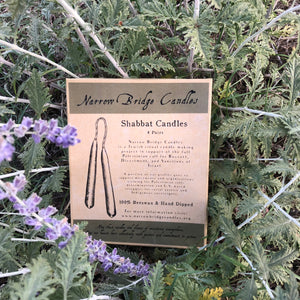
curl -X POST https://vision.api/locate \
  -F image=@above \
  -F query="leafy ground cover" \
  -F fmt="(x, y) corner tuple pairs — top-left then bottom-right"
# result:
(0, 0), (299, 299)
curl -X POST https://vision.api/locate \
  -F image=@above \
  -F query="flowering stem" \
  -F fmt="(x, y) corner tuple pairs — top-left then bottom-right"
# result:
(0, 179), (55, 230)
(0, 174), (149, 276)
(0, 119), (149, 277)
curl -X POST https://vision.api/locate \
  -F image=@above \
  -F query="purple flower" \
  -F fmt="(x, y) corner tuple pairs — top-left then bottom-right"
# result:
(1, 165), (149, 277)
(30, 119), (80, 148)
(58, 240), (69, 249)
(12, 174), (27, 191)
(32, 119), (48, 143)
(0, 119), (15, 133)
(86, 237), (107, 263)
(13, 193), (41, 216)
(54, 124), (80, 148)
(0, 136), (15, 163)
(4, 174), (27, 196)
(24, 217), (40, 229)
(85, 235), (150, 276)
(45, 217), (78, 248)
(46, 119), (60, 143)
(0, 118), (80, 164)
(102, 260), (113, 272)
(0, 189), (7, 200)
(14, 117), (33, 137)
(25, 205), (57, 230)
(39, 206), (58, 220)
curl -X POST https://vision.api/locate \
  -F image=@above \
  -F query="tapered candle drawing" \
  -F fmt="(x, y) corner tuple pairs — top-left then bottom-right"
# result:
(84, 117), (116, 217)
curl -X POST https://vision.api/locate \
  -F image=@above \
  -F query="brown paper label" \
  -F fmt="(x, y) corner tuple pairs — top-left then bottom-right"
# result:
(67, 79), (212, 247)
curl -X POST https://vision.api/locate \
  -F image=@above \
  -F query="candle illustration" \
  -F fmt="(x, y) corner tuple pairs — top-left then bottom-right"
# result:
(84, 117), (116, 217)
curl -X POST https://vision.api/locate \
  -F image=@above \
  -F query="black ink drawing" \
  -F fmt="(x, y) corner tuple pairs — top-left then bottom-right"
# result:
(85, 117), (116, 217)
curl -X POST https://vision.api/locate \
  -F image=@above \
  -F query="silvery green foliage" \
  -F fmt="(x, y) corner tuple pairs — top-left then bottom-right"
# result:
(143, 261), (164, 300)
(0, 0), (299, 299)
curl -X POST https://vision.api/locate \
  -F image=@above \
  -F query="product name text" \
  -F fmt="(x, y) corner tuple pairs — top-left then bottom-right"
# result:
(77, 90), (198, 111)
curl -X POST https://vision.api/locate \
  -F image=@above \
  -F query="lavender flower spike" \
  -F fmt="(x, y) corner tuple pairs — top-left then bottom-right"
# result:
(45, 217), (79, 249)
(3, 174), (27, 196)
(13, 193), (42, 216)
(0, 136), (15, 163)
(0, 118), (15, 133)
(85, 235), (150, 276)
(46, 119), (60, 143)
(14, 117), (33, 138)
(0, 117), (80, 163)
(54, 124), (80, 148)
(32, 119), (48, 143)
(1, 176), (149, 277)
(25, 205), (58, 230)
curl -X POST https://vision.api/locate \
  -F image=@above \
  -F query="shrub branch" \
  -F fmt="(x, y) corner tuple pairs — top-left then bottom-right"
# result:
(232, 4), (300, 56)
(235, 246), (274, 299)
(0, 40), (78, 78)
(55, 0), (129, 78)
(188, 0), (200, 75)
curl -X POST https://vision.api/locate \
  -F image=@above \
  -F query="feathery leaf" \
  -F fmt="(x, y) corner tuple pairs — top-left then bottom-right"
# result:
(25, 69), (51, 119)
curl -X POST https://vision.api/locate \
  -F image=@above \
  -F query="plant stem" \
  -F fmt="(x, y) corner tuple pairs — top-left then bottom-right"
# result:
(0, 96), (62, 110)
(237, 171), (300, 230)
(258, 191), (300, 228)
(0, 40), (78, 78)
(55, 0), (129, 78)
(81, 295), (122, 300)
(0, 268), (31, 278)
(116, 276), (146, 293)
(11, 237), (56, 244)
(0, 179), (55, 230)
(73, 25), (102, 74)
(80, 277), (145, 300)
(127, 0), (157, 53)
(0, 166), (60, 180)
(0, 56), (66, 92)
(232, 4), (300, 57)
(187, 0), (200, 75)
(235, 246), (274, 299)
(198, 171), (300, 248)
(0, 221), (30, 235)
(210, 158), (283, 161)
(214, 102), (283, 118)
(127, 0), (137, 16)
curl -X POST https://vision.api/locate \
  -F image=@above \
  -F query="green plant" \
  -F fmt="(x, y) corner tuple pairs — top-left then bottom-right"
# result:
(0, 0), (299, 299)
